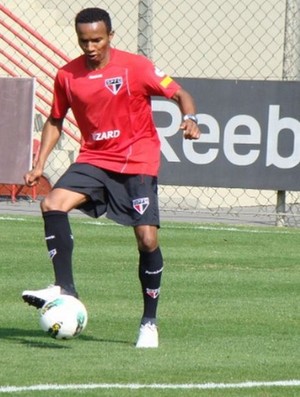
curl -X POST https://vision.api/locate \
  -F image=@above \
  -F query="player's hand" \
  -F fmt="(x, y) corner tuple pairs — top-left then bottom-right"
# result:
(24, 166), (43, 187)
(180, 119), (201, 140)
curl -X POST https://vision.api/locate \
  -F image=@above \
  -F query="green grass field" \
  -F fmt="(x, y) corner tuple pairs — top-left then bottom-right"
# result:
(0, 214), (299, 396)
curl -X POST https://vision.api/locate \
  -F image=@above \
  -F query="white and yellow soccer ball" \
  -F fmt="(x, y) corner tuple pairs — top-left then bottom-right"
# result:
(39, 295), (88, 339)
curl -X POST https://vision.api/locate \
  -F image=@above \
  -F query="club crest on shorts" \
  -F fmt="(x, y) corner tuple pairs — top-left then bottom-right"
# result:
(133, 197), (150, 215)
(105, 77), (123, 95)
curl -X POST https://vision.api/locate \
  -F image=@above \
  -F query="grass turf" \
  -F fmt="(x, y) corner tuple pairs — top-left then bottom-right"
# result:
(0, 215), (299, 396)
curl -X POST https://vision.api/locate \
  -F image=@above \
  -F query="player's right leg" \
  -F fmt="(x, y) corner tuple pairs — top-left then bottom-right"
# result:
(22, 188), (87, 308)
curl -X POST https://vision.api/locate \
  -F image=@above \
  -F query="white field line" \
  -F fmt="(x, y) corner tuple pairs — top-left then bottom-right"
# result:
(1, 215), (300, 235)
(0, 380), (300, 393)
(0, 217), (25, 221)
(84, 221), (300, 235)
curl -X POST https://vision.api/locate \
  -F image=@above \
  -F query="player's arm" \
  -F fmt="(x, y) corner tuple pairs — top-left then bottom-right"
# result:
(171, 87), (201, 140)
(24, 116), (63, 187)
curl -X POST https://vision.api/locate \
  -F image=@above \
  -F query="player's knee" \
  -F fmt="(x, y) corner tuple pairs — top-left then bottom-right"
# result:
(139, 242), (157, 252)
(40, 194), (64, 212)
(136, 234), (158, 252)
(41, 196), (55, 212)
(134, 226), (158, 252)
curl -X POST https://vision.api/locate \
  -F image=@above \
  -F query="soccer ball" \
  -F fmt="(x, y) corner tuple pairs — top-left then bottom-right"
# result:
(39, 295), (88, 339)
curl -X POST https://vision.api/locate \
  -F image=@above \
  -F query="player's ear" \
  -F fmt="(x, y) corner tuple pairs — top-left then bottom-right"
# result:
(109, 30), (115, 42)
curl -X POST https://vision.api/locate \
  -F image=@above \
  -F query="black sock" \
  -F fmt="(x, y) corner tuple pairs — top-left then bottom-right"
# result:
(139, 247), (163, 324)
(43, 210), (77, 296)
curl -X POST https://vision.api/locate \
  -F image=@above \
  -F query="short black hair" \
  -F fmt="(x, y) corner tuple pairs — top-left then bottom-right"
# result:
(75, 8), (112, 33)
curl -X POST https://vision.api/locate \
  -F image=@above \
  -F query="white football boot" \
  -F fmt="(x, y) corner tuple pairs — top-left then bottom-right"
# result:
(22, 285), (62, 309)
(136, 322), (159, 348)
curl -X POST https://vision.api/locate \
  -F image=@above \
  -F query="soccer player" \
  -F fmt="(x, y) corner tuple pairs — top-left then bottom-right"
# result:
(22, 7), (200, 348)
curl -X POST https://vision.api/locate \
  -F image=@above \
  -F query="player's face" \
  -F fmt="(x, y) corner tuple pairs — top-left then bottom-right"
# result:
(76, 21), (114, 69)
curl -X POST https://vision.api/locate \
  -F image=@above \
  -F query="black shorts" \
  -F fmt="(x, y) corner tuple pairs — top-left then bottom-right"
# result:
(53, 163), (160, 227)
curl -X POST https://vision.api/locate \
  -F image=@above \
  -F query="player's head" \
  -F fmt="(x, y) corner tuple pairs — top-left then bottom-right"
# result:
(75, 8), (112, 34)
(75, 7), (114, 69)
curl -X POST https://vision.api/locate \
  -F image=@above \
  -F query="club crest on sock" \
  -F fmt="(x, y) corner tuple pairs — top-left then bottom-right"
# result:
(48, 248), (57, 259)
(146, 287), (160, 299)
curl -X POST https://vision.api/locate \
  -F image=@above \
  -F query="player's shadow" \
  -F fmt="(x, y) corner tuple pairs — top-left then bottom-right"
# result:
(0, 327), (132, 348)
(0, 327), (69, 349)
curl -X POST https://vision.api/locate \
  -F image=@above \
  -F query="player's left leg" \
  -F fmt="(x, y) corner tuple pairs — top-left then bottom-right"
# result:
(104, 172), (162, 347)
(134, 225), (163, 348)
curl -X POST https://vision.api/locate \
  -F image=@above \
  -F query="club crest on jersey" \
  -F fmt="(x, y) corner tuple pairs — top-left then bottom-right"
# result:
(105, 77), (123, 95)
(132, 197), (149, 215)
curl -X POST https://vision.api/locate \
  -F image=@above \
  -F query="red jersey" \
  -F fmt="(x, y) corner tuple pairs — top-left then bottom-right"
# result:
(51, 48), (181, 176)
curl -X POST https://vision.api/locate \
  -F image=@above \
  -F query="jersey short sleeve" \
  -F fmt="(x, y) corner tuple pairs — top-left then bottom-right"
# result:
(51, 70), (71, 119)
(138, 57), (181, 98)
